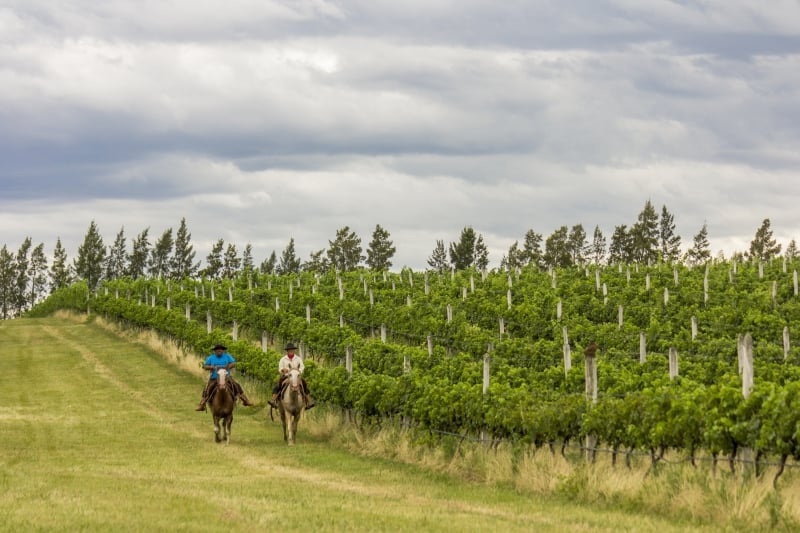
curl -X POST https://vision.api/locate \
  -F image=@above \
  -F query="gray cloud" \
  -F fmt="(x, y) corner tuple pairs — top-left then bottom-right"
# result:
(1, 0), (800, 269)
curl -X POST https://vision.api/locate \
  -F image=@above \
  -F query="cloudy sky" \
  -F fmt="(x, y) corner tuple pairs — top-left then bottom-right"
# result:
(2, 0), (800, 271)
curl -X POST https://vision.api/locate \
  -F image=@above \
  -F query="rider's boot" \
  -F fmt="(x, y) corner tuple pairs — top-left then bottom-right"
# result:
(268, 393), (279, 408)
(194, 396), (207, 411)
(239, 393), (254, 406)
(304, 394), (315, 410)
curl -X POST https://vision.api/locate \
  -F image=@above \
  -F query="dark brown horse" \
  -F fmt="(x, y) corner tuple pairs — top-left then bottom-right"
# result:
(279, 369), (305, 445)
(210, 368), (235, 444)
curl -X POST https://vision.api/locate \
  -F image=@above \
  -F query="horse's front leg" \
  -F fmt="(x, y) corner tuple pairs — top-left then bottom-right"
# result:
(213, 415), (222, 443)
(224, 416), (232, 445)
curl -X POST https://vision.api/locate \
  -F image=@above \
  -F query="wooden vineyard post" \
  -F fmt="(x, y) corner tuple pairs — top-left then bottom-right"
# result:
(563, 327), (571, 375)
(669, 347), (679, 379)
(185, 302), (191, 321)
(206, 310), (212, 334)
(481, 343), (493, 443)
(639, 332), (647, 363)
(784, 327), (791, 360)
(741, 333), (755, 478)
(584, 343), (598, 462)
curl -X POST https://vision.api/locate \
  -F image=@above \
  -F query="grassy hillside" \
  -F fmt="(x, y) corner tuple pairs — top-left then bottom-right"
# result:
(0, 315), (789, 532)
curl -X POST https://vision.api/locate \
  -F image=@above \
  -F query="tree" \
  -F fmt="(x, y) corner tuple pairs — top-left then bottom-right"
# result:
(50, 237), (72, 291)
(427, 240), (448, 273)
(278, 238), (301, 275)
(474, 235), (489, 271)
(303, 249), (329, 272)
(222, 243), (241, 278)
(786, 239), (798, 260)
(327, 226), (363, 272)
(366, 224), (396, 271)
(630, 199), (659, 264)
(749, 218), (781, 261)
(14, 237), (32, 314)
(28, 243), (48, 307)
(521, 229), (543, 267)
(0, 245), (14, 319)
(149, 228), (173, 279)
(260, 251), (277, 274)
(204, 239), (224, 279)
(659, 205), (682, 263)
(127, 228), (150, 280)
(501, 241), (523, 271)
(171, 217), (199, 280)
(608, 225), (633, 264)
(74, 220), (106, 290)
(685, 222), (711, 266)
(567, 224), (588, 265)
(241, 244), (254, 275)
(449, 227), (477, 270)
(105, 227), (128, 280)
(590, 225), (606, 265)
(543, 226), (571, 268)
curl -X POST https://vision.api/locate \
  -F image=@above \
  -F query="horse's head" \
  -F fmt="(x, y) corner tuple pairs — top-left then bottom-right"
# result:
(216, 368), (229, 388)
(286, 368), (302, 391)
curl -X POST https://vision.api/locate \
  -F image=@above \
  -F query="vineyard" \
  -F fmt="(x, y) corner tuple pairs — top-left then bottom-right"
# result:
(30, 259), (800, 482)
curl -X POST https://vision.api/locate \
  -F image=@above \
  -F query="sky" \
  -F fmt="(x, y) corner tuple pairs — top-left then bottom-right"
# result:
(2, 0), (800, 271)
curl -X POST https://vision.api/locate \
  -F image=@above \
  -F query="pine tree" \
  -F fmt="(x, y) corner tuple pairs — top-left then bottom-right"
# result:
(521, 229), (543, 268)
(149, 228), (173, 279)
(105, 227), (128, 280)
(449, 227), (477, 270)
(0, 245), (14, 319)
(501, 241), (523, 271)
(630, 199), (659, 264)
(50, 237), (72, 291)
(127, 228), (150, 280)
(28, 243), (48, 307)
(278, 238), (301, 274)
(608, 225), (633, 264)
(260, 251), (277, 274)
(590, 225), (606, 265)
(567, 224), (588, 265)
(204, 239), (224, 279)
(327, 226), (363, 272)
(659, 205), (682, 263)
(366, 224), (396, 271)
(427, 240), (448, 273)
(14, 237), (32, 314)
(222, 243), (241, 278)
(302, 249), (329, 272)
(686, 222), (711, 266)
(785, 239), (798, 260)
(543, 226), (571, 268)
(474, 235), (489, 271)
(749, 218), (781, 261)
(241, 244), (254, 274)
(74, 220), (106, 289)
(171, 217), (199, 280)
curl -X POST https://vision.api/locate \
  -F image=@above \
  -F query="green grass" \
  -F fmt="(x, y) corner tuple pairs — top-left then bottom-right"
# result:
(0, 316), (764, 532)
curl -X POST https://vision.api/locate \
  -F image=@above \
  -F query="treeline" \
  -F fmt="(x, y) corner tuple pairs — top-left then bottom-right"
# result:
(0, 200), (796, 319)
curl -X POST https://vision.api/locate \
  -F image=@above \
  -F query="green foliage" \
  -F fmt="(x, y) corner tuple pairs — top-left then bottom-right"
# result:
(27, 258), (800, 461)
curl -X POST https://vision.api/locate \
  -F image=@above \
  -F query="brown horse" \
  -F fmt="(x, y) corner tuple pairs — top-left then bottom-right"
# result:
(278, 369), (305, 445)
(210, 368), (235, 444)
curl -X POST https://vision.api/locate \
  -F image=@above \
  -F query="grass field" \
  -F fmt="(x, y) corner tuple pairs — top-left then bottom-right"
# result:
(0, 315), (793, 532)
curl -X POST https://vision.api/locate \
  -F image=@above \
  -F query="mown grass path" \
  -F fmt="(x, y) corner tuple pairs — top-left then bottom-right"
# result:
(0, 317), (720, 532)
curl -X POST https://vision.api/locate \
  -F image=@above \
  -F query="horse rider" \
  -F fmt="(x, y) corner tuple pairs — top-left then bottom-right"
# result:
(268, 342), (314, 410)
(195, 343), (254, 411)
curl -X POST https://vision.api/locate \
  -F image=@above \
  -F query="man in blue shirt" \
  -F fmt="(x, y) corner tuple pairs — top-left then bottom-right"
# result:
(195, 343), (254, 411)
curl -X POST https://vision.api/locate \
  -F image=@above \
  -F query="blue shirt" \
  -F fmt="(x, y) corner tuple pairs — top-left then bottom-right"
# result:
(204, 352), (236, 379)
